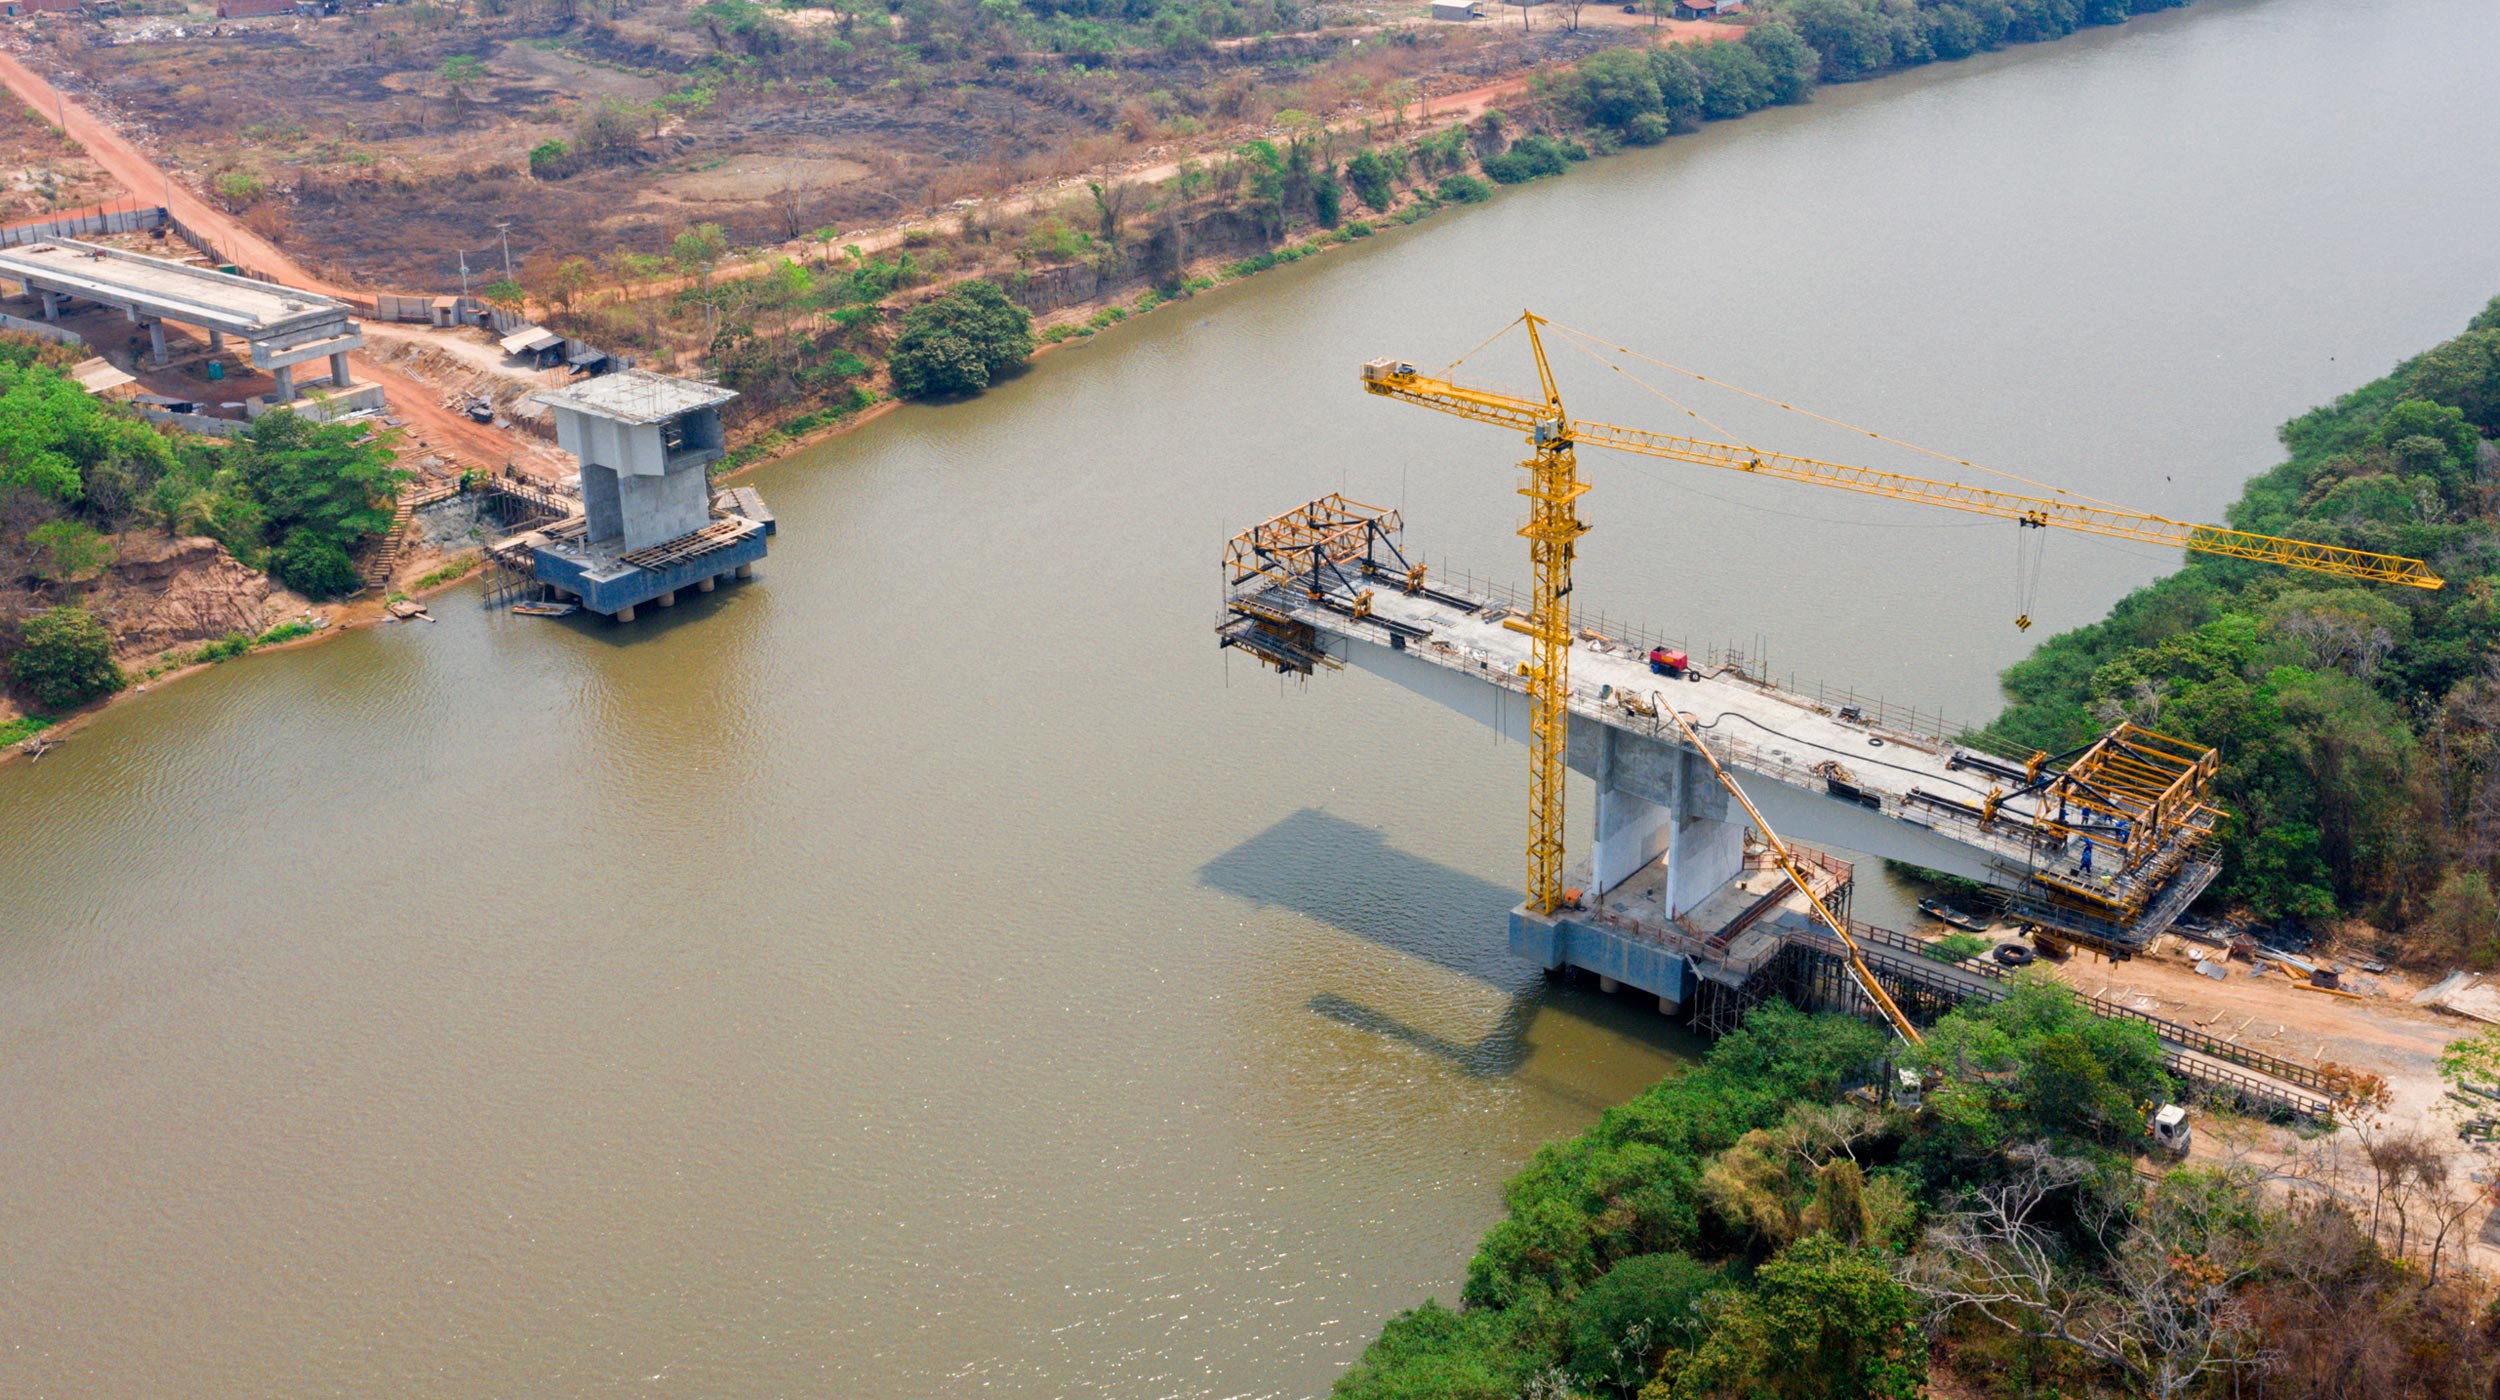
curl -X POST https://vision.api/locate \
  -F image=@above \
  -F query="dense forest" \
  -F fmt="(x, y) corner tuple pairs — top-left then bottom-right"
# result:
(1969, 300), (2500, 956)
(1336, 986), (2494, 1399)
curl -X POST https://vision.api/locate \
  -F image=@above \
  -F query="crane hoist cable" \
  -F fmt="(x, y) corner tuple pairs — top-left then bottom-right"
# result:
(2015, 516), (2048, 631)
(1657, 697), (1925, 1046)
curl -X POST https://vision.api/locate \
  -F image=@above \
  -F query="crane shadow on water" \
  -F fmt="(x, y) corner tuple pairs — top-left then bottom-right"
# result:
(1197, 808), (1692, 1081)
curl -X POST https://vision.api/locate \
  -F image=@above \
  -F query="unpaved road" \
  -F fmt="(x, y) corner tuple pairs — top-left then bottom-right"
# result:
(0, 43), (552, 475)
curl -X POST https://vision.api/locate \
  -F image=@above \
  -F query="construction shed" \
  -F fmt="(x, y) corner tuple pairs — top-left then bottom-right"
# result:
(215, 0), (294, 16)
(1430, 0), (1483, 17)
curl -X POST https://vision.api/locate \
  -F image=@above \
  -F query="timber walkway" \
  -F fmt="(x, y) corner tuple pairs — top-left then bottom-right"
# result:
(1773, 922), (2339, 1122)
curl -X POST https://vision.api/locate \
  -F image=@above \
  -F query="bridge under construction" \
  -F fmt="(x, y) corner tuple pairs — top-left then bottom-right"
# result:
(1216, 316), (2442, 1117)
(1222, 497), (2216, 977)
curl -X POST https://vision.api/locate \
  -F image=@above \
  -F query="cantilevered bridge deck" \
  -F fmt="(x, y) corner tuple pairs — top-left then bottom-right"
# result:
(1218, 500), (2218, 954)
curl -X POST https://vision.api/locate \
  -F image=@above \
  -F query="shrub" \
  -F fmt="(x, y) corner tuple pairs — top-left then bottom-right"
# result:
(10, 605), (121, 710)
(1565, 1251), (1717, 1395)
(213, 169), (264, 209)
(527, 139), (573, 179)
(1437, 174), (1492, 204)
(28, 518), (112, 581)
(1923, 932), (1992, 963)
(1344, 148), (1399, 211)
(1018, 216), (1093, 264)
(1480, 134), (1571, 185)
(274, 531), (360, 598)
(887, 280), (1035, 399)
(1334, 1300), (1532, 1400)
(1675, 1235), (1926, 1400)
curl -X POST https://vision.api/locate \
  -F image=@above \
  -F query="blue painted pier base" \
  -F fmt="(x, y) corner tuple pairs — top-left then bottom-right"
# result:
(532, 526), (767, 619)
(1510, 905), (1698, 1010)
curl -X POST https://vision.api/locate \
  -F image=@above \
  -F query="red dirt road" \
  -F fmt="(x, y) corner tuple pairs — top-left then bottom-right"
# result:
(0, 45), (541, 473)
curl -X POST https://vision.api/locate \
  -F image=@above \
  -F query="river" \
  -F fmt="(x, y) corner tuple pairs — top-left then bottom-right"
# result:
(5, 0), (2498, 1393)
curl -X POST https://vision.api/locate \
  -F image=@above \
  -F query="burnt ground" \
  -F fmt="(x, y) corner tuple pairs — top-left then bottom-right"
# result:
(0, 78), (119, 223)
(29, 4), (1612, 289)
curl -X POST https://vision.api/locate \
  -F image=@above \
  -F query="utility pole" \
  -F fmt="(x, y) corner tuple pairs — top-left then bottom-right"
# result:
(494, 221), (515, 282)
(50, 72), (66, 130)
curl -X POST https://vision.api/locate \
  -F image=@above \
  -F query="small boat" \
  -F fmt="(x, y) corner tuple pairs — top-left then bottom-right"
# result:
(1919, 898), (1991, 933)
(511, 601), (578, 617)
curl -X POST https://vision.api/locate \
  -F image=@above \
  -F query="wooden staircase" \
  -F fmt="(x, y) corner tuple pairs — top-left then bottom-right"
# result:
(359, 481), (462, 592)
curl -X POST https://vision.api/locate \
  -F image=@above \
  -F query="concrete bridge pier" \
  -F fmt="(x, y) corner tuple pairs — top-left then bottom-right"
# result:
(735, 562), (754, 580)
(329, 350), (352, 388)
(1663, 746), (1746, 920)
(696, 575), (716, 593)
(40, 292), (59, 321)
(272, 365), (294, 402)
(147, 318), (167, 367)
(1588, 726), (1749, 923)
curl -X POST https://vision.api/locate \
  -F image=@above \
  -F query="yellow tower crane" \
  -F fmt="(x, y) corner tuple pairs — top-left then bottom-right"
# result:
(1361, 311), (2444, 931)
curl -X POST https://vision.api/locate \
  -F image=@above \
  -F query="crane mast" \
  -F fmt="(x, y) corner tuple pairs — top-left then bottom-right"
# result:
(1517, 315), (1586, 918)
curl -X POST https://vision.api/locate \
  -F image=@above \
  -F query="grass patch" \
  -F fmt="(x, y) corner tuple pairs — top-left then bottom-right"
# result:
(0, 714), (56, 746)
(186, 619), (319, 667)
(1923, 932), (1993, 963)
(414, 555), (479, 590)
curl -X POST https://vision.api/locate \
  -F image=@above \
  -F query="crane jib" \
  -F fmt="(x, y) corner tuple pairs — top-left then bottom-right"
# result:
(1364, 367), (2444, 591)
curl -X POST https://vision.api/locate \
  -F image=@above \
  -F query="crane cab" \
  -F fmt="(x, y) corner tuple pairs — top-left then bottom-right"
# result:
(1361, 358), (1419, 386)
(2148, 1104), (2191, 1158)
(1892, 1067), (1925, 1112)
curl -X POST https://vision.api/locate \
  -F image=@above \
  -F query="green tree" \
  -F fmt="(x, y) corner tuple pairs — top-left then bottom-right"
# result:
(438, 55), (487, 125)
(29, 518), (112, 581)
(2406, 329), (2500, 435)
(0, 356), (174, 508)
(1783, 0), (1888, 80)
(2418, 870), (2500, 967)
(1693, 41), (1773, 119)
(232, 410), (405, 560)
(1568, 1252), (1718, 1396)
(1573, 48), (1666, 131)
(274, 530), (360, 598)
(9, 605), (121, 710)
(1743, 21), (1822, 102)
(672, 222), (731, 287)
(1344, 149), (1400, 212)
(1670, 1235), (1925, 1400)
(887, 280), (1034, 398)
(1334, 1300), (1531, 1400)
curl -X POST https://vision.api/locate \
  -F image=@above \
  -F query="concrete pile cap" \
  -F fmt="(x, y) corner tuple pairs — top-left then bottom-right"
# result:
(532, 368), (736, 424)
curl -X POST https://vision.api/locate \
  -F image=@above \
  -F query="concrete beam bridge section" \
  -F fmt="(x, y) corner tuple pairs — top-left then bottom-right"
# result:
(1217, 499), (2223, 1004)
(0, 237), (363, 406)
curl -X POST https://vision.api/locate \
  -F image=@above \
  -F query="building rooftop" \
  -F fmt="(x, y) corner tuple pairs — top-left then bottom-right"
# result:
(0, 239), (349, 335)
(533, 368), (736, 425)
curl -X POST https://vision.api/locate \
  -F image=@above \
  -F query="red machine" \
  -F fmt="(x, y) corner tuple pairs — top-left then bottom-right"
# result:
(1648, 647), (1688, 677)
